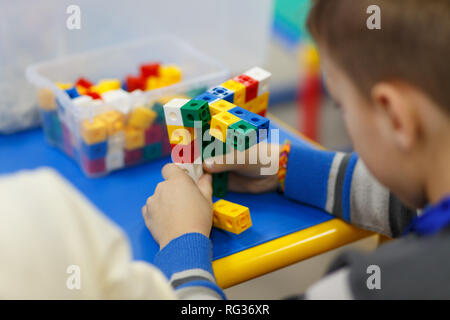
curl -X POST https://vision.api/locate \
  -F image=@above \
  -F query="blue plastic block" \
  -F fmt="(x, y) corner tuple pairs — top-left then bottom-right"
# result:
(81, 140), (107, 160)
(194, 92), (219, 104)
(228, 106), (252, 120)
(228, 106), (269, 142)
(65, 87), (80, 99)
(208, 86), (234, 103)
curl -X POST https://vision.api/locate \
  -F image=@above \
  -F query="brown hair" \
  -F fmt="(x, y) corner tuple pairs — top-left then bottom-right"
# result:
(307, 0), (450, 112)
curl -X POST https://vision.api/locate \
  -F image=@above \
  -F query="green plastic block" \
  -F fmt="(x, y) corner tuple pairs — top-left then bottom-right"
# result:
(202, 136), (230, 160)
(180, 100), (211, 127)
(212, 172), (228, 198)
(151, 102), (165, 124)
(143, 142), (163, 161)
(227, 120), (258, 151)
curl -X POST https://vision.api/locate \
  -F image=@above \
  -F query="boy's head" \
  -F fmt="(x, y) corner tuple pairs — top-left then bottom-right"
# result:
(307, 0), (450, 208)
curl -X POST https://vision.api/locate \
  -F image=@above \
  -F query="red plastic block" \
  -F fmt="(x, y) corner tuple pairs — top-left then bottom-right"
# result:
(125, 149), (143, 165)
(171, 139), (200, 164)
(86, 91), (102, 100)
(140, 63), (160, 78)
(82, 156), (106, 175)
(76, 77), (93, 89)
(126, 75), (146, 92)
(145, 124), (163, 144)
(258, 110), (267, 117)
(233, 74), (258, 102)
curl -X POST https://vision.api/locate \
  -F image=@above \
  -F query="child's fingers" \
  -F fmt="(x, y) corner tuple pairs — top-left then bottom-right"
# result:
(197, 173), (213, 202)
(203, 157), (245, 173)
(161, 163), (188, 181)
(228, 172), (278, 194)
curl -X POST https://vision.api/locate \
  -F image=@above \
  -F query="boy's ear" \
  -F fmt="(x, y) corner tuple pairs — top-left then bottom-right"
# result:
(371, 82), (420, 152)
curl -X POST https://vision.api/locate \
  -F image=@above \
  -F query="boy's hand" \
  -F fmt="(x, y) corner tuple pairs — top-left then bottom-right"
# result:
(142, 164), (213, 249)
(203, 143), (280, 194)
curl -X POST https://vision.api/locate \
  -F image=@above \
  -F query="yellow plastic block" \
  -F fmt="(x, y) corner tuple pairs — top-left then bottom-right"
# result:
(246, 92), (269, 114)
(213, 199), (252, 234)
(210, 111), (240, 142)
(95, 110), (125, 136)
(55, 82), (73, 90)
(81, 118), (107, 144)
(128, 106), (157, 130)
(221, 79), (246, 106)
(145, 77), (166, 91)
(37, 88), (57, 111)
(159, 65), (182, 85)
(91, 79), (121, 94)
(209, 99), (235, 117)
(124, 127), (146, 150)
(166, 125), (196, 145)
(76, 85), (88, 95)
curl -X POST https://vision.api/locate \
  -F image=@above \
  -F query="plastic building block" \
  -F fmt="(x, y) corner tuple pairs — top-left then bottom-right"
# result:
(37, 88), (57, 111)
(227, 106), (253, 120)
(180, 100), (211, 127)
(76, 77), (93, 89)
(145, 77), (165, 90)
(107, 131), (126, 151)
(212, 172), (228, 198)
(239, 112), (270, 135)
(81, 156), (106, 175)
(41, 110), (62, 145)
(175, 161), (203, 182)
(227, 120), (258, 151)
(171, 139), (200, 163)
(124, 127), (146, 150)
(106, 150), (125, 171)
(159, 65), (182, 85)
(209, 111), (240, 142)
(128, 106), (157, 130)
(140, 62), (160, 78)
(72, 95), (93, 108)
(81, 140), (107, 160)
(244, 67), (271, 95)
(81, 118), (107, 145)
(163, 98), (190, 126)
(55, 82), (73, 90)
(101, 88), (130, 105)
(126, 75), (146, 92)
(95, 110), (125, 136)
(143, 142), (163, 161)
(258, 109), (267, 117)
(91, 79), (121, 94)
(208, 86), (234, 103)
(124, 149), (143, 166)
(65, 87), (80, 99)
(233, 74), (258, 102)
(221, 79), (246, 106)
(145, 123), (164, 145)
(209, 99), (235, 117)
(212, 199), (252, 234)
(194, 92), (219, 105)
(86, 91), (102, 100)
(248, 92), (269, 114)
(166, 125), (196, 145)
(202, 136), (230, 160)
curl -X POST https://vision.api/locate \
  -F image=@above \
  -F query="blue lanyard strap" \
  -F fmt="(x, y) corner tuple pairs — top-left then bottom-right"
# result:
(403, 196), (450, 236)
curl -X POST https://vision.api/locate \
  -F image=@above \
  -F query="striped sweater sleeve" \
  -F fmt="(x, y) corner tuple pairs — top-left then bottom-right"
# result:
(283, 143), (416, 237)
(153, 233), (226, 300)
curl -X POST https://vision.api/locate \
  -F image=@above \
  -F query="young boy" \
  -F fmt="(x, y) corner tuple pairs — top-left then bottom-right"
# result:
(143, 0), (450, 299)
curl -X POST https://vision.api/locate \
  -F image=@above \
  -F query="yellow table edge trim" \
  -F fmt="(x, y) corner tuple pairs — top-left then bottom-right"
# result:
(212, 113), (375, 289)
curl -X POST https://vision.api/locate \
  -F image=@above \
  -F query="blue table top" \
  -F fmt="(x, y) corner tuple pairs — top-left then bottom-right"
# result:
(0, 121), (333, 262)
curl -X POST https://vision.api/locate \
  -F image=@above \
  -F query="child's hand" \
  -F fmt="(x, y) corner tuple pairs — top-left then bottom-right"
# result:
(203, 143), (280, 194)
(142, 164), (213, 249)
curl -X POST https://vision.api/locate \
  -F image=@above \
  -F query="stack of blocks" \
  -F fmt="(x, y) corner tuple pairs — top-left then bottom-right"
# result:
(163, 67), (271, 234)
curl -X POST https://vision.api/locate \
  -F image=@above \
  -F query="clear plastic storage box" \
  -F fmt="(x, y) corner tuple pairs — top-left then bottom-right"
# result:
(26, 36), (229, 177)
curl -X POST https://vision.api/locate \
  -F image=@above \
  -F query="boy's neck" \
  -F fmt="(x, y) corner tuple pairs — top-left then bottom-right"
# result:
(425, 142), (450, 205)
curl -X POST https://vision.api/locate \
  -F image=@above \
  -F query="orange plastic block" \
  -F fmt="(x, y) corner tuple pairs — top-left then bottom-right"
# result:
(128, 107), (157, 130)
(209, 99), (235, 117)
(81, 118), (107, 144)
(210, 111), (240, 142)
(124, 127), (146, 150)
(213, 199), (252, 234)
(95, 110), (125, 136)
(166, 125), (196, 145)
(221, 79), (246, 106)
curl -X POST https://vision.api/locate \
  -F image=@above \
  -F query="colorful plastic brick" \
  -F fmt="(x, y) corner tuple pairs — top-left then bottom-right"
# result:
(202, 137), (229, 160)
(124, 149), (143, 166)
(221, 79), (246, 106)
(72, 96), (93, 108)
(143, 143), (163, 161)
(239, 112), (270, 135)
(180, 100), (211, 127)
(91, 79), (121, 95)
(81, 140), (107, 160)
(126, 75), (146, 92)
(128, 107), (157, 130)
(145, 77), (165, 90)
(86, 91), (102, 100)
(65, 87), (80, 99)
(163, 98), (190, 126)
(244, 67), (271, 95)
(227, 106), (253, 120)
(37, 88), (57, 111)
(227, 120), (258, 151)
(41, 110), (62, 145)
(62, 123), (74, 157)
(171, 139), (200, 164)
(248, 92), (269, 114)
(209, 99), (235, 117)
(233, 74), (258, 102)
(209, 111), (240, 142)
(106, 150), (125, 171)
(81, 156), (106, 176)
(212, 172), (228, 198)
(166, 125), (196, 145)
(208, 86), (234, 103)
(194, 92), (219, 105)
(159, 65), (182, 85)
(95, 110), (125, 136)
(81, 118), (107, 145)
(76, 77), (93, 89)
(212, 199), (252, 234)
(55, 82), (73, 90)
(107, 131), (126, 151)
(145, 123), (164, 145)
(101, 88), (130, 104)
(124, 127), (146, 150)
(140, 62), (160, 78)
(175, 161), (203, 182)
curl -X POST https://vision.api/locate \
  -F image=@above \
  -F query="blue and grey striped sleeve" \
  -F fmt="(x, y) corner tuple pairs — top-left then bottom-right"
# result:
(153, 233), (226, 300)
(284, 143), (416, 237)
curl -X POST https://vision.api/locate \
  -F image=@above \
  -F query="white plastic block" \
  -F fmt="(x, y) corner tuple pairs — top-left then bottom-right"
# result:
(244, 66), (271, 95)
(107, 131), (125, 151)
(175, 160), (203, 182)
(163, 98), (189, 126)
(101, 88), (130, 103)
(72, 95), (93, 108)
(106, 150), (125, 171)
